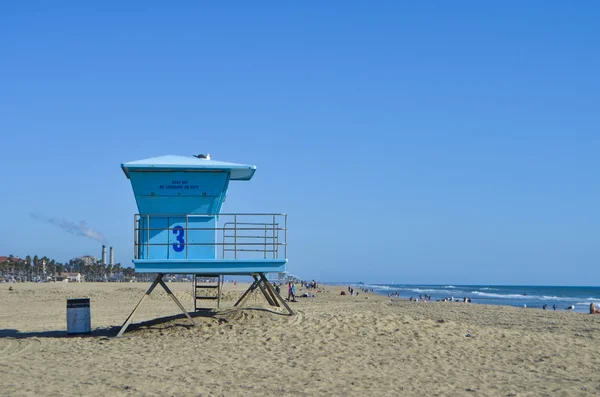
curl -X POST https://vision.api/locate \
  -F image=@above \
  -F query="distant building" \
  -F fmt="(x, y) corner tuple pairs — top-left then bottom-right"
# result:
(0, 256), (22, 262)
(57, 272), (84, 283)
(268, 272), (299, 283)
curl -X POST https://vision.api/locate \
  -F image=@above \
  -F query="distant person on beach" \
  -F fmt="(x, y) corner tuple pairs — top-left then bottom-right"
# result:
(590, 303), (600, 314)
(288, 282), (297, 302)
(553, 304), (556, 310)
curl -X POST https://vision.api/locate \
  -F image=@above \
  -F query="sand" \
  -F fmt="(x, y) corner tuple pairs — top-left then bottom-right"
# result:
(2, 281), (600, 396)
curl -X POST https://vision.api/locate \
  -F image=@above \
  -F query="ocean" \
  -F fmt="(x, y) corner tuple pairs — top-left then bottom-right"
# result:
(356, 284), (600, 313)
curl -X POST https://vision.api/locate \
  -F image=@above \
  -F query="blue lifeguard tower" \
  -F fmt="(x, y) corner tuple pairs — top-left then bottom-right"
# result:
(117, 154), (292, 336)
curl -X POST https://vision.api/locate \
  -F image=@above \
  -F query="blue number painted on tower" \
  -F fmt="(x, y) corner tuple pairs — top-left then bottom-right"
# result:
(172, 226), (185, 252)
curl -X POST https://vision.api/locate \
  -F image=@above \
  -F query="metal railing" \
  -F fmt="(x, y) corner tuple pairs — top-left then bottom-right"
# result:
(134, 213), (287, 260)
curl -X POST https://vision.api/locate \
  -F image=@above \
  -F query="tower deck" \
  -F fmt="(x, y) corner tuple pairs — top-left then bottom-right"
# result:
(133, 213), (287, 274)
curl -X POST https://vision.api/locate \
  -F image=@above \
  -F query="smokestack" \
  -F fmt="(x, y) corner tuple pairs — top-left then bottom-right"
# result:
(109, 247), (114, 265)
(102, 245), (107, 264)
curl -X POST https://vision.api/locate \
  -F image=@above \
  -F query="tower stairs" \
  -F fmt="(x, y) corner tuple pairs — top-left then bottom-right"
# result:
(193, 274), (222, 311)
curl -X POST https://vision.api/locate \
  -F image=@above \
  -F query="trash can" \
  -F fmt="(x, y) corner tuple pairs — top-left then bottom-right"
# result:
(67, 298), (91, 334)
(275, 285), (281, 294)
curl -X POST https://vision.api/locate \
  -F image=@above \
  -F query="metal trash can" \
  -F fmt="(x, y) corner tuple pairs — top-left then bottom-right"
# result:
(67, 298), (91, 334)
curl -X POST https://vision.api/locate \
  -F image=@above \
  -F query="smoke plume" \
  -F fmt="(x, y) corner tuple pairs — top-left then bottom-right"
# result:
(30, 211), (108, 245)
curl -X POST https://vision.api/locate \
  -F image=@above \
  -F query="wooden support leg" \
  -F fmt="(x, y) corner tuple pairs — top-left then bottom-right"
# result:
(157, 277), (196, 327)
(233, 274), (295, 315)
(193, 275), (197, 312)
(116, 274), (162, 337)
(117, 274), (196, 337)
(217, 275), (222, 309)
(253, 274), (277, 307)
(260, 273), (295, 316)
(259, 275), (280, 308)
(234, 279), (259, 307)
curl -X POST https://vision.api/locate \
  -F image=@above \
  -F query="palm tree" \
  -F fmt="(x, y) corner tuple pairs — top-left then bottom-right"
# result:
(6, 255), (14, 276)
(66, 259), (74, 273)
(32, 255), (39, 280)
(113, 263), (122, 281)
(123, 267), (135, 280)
(48, 259), (56, 280)
(25, 255), (31, 281)
(40, 256), (49, 280)
(6, 255), (14, 277)
(0, 258), (7, 277)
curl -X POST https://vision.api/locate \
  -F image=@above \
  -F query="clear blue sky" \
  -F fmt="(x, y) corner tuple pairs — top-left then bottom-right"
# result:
(1, 2), (598, 285)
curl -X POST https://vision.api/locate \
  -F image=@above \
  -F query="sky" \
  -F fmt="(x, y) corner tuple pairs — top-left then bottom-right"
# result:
(0, 1), (598, 285)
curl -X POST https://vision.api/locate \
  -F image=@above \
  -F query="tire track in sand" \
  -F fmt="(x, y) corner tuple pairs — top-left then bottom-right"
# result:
(0, 338), (42, 361)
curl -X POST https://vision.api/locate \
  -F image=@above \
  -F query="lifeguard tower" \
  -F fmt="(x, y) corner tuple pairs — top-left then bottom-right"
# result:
(117, 154), (291, 337)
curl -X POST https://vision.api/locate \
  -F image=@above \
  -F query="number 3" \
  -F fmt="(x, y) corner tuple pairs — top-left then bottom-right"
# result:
(172, 226), (185, 252)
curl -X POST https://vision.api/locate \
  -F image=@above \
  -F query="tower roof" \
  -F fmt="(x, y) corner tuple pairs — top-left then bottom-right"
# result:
(121, 155), (256, 181)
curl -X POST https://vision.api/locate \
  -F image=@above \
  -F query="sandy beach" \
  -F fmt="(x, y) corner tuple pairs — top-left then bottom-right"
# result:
(2, 282), (600, 396)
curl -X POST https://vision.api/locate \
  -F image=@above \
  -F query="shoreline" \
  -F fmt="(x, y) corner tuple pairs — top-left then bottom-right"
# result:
(346, 282), (600, 314)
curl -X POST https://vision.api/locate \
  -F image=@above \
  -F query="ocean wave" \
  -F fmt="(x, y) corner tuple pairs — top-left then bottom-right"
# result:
(541, 295), (578, 301)
(406, 288), (462, 295)
(368, 285), (463, 295)
(541, 296), (562, 300)
(469, 292), (596, 302)
(541, 295), (580, 302)
(368, 285), (392, 290)
(470, 291), (534, 299)
(540, 296), (600, 302)
(443, 286), (457, 289)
